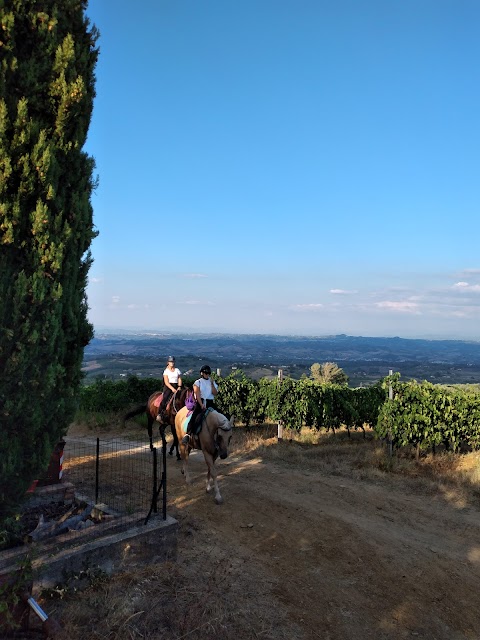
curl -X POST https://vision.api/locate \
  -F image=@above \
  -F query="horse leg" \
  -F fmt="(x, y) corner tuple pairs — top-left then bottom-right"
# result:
(179, 442), (192, 484)
(169, 424), (180, 460)
(203, 451), (222, 504)
(147, 415), (154, 451)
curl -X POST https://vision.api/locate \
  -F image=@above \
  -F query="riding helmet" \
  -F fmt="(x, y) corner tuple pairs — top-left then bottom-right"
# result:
(200, 365), (211, 374)
(167, 356), (175, 362)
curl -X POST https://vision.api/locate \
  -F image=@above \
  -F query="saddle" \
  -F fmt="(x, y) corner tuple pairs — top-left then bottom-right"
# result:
(182, 407), (213, 436)
(154, 392), (176, 421)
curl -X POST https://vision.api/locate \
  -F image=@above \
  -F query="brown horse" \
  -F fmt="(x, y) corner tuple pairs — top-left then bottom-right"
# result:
(124, 387), (192, 458)
(174, 406), (235, 504)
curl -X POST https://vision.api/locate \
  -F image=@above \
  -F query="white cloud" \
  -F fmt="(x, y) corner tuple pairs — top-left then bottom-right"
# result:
(452, 282), (480, 293)
(90, 277), (103, 284)
(375, 301), (420, 314)
(183, 273), (208, 279)
(330, 289), (357, 295)
(181, 300), (215, 306)
(111, 296), (120, 304)
(291, 303), (323, 311)
(459, 268), (480, 276)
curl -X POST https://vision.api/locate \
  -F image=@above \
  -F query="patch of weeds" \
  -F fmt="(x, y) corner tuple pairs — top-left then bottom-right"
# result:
(0, 555), (33, 632)
(42, 561), (110, 601)
(0, 514), (24, 551)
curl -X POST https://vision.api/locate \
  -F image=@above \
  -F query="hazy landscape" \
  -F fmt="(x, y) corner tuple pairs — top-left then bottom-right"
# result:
(82, 332), (480, 386)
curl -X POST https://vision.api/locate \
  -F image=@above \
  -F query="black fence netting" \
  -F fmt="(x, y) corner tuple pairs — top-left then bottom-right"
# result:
(62, 436), (165, 524)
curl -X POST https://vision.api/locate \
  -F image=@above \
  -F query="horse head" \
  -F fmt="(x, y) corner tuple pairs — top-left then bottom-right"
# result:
(213, 412), (235, 460)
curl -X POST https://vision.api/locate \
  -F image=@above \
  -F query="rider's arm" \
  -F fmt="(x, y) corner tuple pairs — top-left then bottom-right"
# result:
(193, 382), (205, 409)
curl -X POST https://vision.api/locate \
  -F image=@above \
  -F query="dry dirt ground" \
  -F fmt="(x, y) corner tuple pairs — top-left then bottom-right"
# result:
(44, 423), (480, 640)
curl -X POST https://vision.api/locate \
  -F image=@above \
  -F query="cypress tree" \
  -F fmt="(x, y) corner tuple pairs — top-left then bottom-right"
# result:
(0, 1), (99, 514)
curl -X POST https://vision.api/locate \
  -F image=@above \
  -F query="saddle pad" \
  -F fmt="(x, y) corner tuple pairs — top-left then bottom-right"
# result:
(153, 393), (164, 408)
(181, 415), (192, 433)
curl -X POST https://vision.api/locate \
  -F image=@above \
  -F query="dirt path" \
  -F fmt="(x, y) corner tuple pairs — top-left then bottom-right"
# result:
(163, 445), (480, 640)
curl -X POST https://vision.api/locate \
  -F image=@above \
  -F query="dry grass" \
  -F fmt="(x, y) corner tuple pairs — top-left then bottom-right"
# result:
(70, 414), (480, 503)
(232, 423), (480, 500)
(45, 510), (297, 640)
(47, 561), (277, 639)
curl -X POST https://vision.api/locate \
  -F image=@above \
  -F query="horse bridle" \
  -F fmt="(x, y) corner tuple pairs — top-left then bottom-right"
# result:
(212, 414), (232, 443)
(171, 388), (182, 415)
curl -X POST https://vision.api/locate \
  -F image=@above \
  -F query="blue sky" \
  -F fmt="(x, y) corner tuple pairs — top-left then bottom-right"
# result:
(84, 0), (480, 339)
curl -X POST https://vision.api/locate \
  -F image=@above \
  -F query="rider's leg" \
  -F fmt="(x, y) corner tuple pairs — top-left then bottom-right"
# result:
(156, 389), (172, 423)
(182, 404), (200, 445)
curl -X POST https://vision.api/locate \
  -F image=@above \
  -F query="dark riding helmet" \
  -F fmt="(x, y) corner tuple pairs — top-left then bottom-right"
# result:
(167, 356), (175, 362)
(200, 365), (211, 374)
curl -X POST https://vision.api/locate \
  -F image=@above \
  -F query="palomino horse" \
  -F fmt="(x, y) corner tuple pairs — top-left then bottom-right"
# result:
(174, 406), (235, 504)
(124, 387), (192, 458)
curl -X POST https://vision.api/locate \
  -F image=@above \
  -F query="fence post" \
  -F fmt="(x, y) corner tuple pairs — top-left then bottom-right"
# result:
(388, 369), (393, 458)
(152, 447), (158, 514)
(160, 426), (167, 520)
(216, 368), (221, 376)
(95, 437), (100, 504)
(277, 369), (283, 442)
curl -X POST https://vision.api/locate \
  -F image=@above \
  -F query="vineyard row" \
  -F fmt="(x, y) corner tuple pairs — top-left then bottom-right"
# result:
(80, 372), (480, 452)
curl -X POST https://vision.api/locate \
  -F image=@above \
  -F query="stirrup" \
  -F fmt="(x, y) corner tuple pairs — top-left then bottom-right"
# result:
(156, 412), (164, 423)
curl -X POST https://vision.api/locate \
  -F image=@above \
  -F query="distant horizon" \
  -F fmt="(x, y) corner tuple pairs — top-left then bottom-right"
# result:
(90, 325), (480, 344)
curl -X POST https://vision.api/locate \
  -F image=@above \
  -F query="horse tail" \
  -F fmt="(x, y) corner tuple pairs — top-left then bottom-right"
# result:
(123, 404), (147, 425)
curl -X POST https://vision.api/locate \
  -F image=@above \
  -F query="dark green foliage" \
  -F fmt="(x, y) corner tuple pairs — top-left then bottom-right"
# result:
(376, 376), (480, 452)
(0, 1), (98, 514)
(79, 376), (163, 413)
(213, 370), (258, 427)
(80, 373), (480, 454)
(79, 374), (387, 436)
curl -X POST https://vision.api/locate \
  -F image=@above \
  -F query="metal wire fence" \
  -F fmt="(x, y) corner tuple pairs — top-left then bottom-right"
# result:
(62, 436), (166, 526)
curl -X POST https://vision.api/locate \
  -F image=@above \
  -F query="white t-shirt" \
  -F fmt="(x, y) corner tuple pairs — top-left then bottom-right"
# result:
(194, 377), (218, 401)
(163, 367), (181, 384)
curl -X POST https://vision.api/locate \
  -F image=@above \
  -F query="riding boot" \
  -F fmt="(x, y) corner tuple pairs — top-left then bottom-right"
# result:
(181, 416), (194, 445)
(156, 409), (165, 423)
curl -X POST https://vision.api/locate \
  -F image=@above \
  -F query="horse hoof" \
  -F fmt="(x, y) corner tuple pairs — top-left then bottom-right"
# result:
(168, 452), (173, 456)
(215, 496), (223, 505)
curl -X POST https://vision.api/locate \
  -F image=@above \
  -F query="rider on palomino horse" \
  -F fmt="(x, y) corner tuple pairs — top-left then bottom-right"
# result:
(182, 365), (218, 445)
